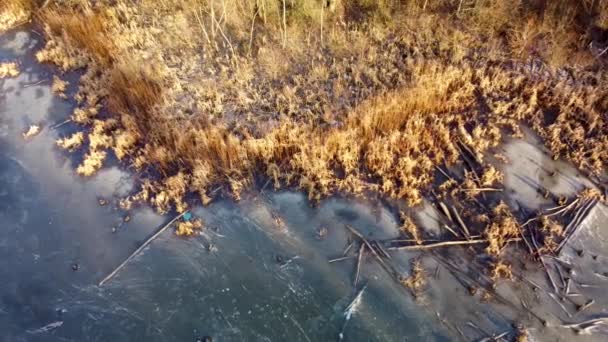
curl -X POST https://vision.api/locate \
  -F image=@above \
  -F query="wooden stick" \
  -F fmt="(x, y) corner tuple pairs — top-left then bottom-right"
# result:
(354, 244), (365, 286)
(563, 199), (591, 234)
(541, 256), (559, 292)
(460, 188), (503, 192)
(50, 118), (72, 130)
(435, 166), (454, 181)
(552, 198), (580, 216)
(344, 225), (398, 280)
(23, 79), (47, 88)
(522, 198), (581, 228)
(342, 241), (354, 256)
(555, 263), (567, 289)
(328, 256), (355, 263)
(517, 223), (535, 255)
(529, 228), (559, 292)
(457, 139), (481, 166)
(519, 298), (548, 326)
(438, 201), (453, 222)
(40, 0), (53, 10)
(373, 241), (391, 259)
(98, 211), (187, 286)
(195, 8), (212, 46)
(210, 4), (235, 57)
(557, 199), (596, 252)
(561, 317), (608, 330)
(548, 292), (572, 317)
(343, 224), (368, 243)
(384, 238), (439, 244)
(597, 44), (608, 57)
(387, 239), (490, 251)
(451, 206), (471, 239)
(442, 224), (460, 238)
(577, 299), (595, 314)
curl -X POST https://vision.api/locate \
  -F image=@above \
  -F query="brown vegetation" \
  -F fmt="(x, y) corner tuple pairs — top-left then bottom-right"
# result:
(490, 261), (513, 281)
(402, 259), (427, 295)
(175, 218), (204, 236)
(5, 1), (608, 261)
(22, 124), (41, 139)
(0, 0), (30, 33)
(56, 131), (84, 151)
(51, 75), (69, 98)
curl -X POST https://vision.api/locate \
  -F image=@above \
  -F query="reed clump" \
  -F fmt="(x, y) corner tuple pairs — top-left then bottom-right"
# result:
(0, 0), (31, 33)
(402, 259), (427, 296)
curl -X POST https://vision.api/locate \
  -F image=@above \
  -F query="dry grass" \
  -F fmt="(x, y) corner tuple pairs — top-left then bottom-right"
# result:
(0, 62), (20, 78)
(516, 327), (529, 342)
(485, 202), (521, 257)
(175, 218), (203, 236)
(490, 261), (513, 281)
(76, 150), (106, 176)
(538, 216), (564, 254)
(400, 211), (422, 245)
(0, 0), (30, 33)
(56, 132), (84, 151)
(51, 75), (69, 98)
(22, 124), (40, 139)
(402, 259), (427, 295)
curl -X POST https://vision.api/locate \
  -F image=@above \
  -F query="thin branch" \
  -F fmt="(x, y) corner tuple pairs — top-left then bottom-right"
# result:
(342, 241), (354, 256)
(577, 299), (595, 314)
(548, 292), (572, 317)
(557, 199), (596, 252)
(373, 241), (391, 259)
(387, 239), (490, 251)
(459, 188), (503, 192)
(195, 8), (212, 46)
(210, 10), (235, 57)
(451, 206), (471, 238)
(354, 244), (365, 286)
(530, 230), (559, 293)
(442, 224), (460, 238)
(438, 201), (453, 222)
(98, 211), (187, 286)
(344, 225), (398, 280)
(435, 166), (454, 181)
(50, 118), (72, 130)
(521, 197), (580, 228)
(329, 255), (355, 263)
(40, 0), (52, 10)
(561, 317), (608, 332)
